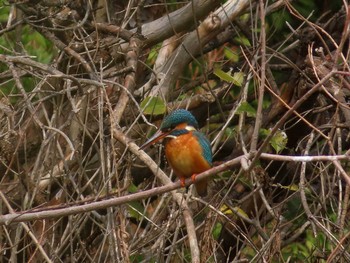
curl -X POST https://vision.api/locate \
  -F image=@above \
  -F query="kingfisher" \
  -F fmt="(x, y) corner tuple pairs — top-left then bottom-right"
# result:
(140, 109), (212, 196)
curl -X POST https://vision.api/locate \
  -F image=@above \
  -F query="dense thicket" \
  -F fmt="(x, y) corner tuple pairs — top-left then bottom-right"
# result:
(0, 0), (350, 262)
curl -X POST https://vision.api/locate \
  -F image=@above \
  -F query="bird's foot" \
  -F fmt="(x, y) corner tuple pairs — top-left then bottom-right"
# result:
(191, 174), (197, 183)
(180, 177), (186, 187)
(180, 175), (197, 187)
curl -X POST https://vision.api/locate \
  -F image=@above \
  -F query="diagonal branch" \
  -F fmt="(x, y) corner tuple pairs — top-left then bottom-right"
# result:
(142, 0), (221, 46)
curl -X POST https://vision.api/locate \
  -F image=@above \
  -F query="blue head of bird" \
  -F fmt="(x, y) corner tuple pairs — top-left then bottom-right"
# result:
(140, 109), (199, 149)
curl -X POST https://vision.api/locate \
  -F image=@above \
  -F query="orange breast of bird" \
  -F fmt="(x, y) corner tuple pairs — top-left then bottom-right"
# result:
(164, 132), (211, 178)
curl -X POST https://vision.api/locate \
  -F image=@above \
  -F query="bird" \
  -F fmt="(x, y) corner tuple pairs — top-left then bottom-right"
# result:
(140, 109), (212, 196)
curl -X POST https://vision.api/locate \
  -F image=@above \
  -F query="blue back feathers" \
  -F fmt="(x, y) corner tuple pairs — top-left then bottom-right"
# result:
(193, 131), (212, 165)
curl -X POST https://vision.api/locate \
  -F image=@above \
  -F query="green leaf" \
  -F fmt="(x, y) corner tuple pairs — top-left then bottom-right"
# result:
(224, 47), (240, 63)
(260, 128), (288, 154)
(212, 222), (222, 240)
(214, 68), (236, 83)
(259, 128), (270, 137)
(21, 29), (54, 64)
(270, 129), (288, 154)
(140, 96), (166, 115)
(128, 183), (139, 193)
(233, 206), (250, 219)
(274, 183), (299, 192)
(234, 36), (251, 47)
(219, 205), (250, 219)
(129, 254), (144, 262)
(236, 102), (256, 117)
(0, 6), (9, 23)
(220, 204), (233, 215)
(232, 72), (244, 87)
(214, 68), (244, 86)
(128, 201), (144, 221)
(146, 44), (160, 66)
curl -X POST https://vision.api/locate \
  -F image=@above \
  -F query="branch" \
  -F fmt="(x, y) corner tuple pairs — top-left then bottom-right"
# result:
(2, 148), (349, 225)
(152, 0), (250, 100)
(261, 153), (350, 185)
(142, 0), (221, 46)
(111, 35), (142, 124)
(0, 54), (104, 88)
(0, 147), (245, 225)
(93, 22), (133, 41)
(260, 153), (350, 162)
(250, 0), (266, 152)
